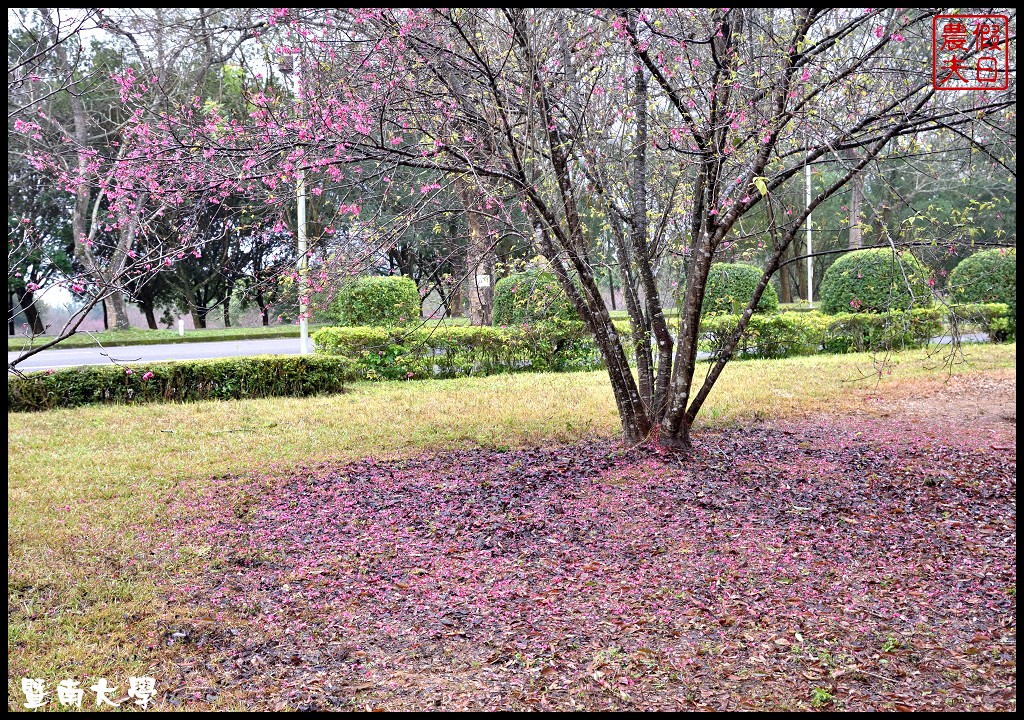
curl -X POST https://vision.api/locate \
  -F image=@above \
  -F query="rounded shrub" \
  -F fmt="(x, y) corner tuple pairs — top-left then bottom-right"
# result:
(333, 275), (420, 326)
(702, 262), (779, 315)
(820, 249), (933, 314)
(492, 270), (577, 325)
(948, 248), (1016, 315)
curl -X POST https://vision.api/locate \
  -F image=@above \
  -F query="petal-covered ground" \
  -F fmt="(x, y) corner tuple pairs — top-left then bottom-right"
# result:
(157, 412), (1015, 711)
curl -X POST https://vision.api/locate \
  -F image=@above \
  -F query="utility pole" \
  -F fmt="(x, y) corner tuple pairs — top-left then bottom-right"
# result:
(297, 140), (308, 355)
(279, 52), (309, 354)
(805, 161), (813, 309)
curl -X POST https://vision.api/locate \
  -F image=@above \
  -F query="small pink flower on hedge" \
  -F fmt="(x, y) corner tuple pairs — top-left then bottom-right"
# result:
(406, 372), (414, 379)
(45, 368), (55, 376)
(142, 371), (154, 381)
(125, 368), (133, 375)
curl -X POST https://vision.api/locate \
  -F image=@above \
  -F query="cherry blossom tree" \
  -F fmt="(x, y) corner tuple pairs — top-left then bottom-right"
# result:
(8, 8), (268, 365)
(241, 8), (1012, 449)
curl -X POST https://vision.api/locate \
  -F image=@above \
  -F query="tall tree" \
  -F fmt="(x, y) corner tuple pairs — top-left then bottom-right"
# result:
(300, 8), (1011, 448)
(8, 8), (268, 367)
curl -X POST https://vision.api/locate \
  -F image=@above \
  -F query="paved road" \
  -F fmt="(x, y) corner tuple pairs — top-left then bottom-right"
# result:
(932, 332), (988, 345)
(8, 337), (313, 372)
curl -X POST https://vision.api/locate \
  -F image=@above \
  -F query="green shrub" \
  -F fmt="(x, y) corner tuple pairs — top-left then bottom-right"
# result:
(699, 307), (944, 358)
(492, 270), (577, 325)
(333, 275), (421, 326)
(702, 262), (779, 315)
(700, 311), (830, 358)
(947, 248), (1016, 318)
(8, 355), (351, 411)
(821, 307), (944, 353)
(989, 316), (1015, 344)
(949, 302), (1015, 343)
(316, 305), (952, 381)
(315, 319), (603, 380)
(820, 248), (933, 314)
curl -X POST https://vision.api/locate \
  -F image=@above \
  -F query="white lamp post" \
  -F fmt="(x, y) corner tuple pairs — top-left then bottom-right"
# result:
(805, 160), (813, 309)
(279, 54), (309, 355)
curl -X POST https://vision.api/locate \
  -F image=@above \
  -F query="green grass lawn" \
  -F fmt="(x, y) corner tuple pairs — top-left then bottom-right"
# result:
(7, 344), (1016, 707)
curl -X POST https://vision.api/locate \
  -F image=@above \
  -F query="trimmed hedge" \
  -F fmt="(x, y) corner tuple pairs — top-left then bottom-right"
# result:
(492, 270), (577, 325)
(949, 302), (1015, 343)
(948, 248), (1016, 317)
(333, 275), (421, 326)
(699, 307), (945, 358)
(314, 320), (601, 380)
(18, 303), (989, 412)
(820, 249), (933, 314)
(820, 307), (944, 354)
(317, 303), (958, 381)
(702, 262), (779, 315)
(8, 355), (351, 412)
(700, 312), (830, 359)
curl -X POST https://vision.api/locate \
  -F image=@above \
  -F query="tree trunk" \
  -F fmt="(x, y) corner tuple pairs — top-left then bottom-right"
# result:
(460, 186), (495, 326)
(613, 218), (653, 414)
(223, 287), (232, 327)
(848, 169), (864, 249)
(256, 290), (270, 326)
(8, 293), (16, 336)
(102, 299), (109, 330)
(659, 227), (720, 451)
(195, 306), (208, 329)
(671, 419), (694, 454)
(620, 46), (656, 415)
(512, 16), (654, 445)
(401, 244), (415, 278)
(177, 267), (203, 329)
(779, 246), (793, 303)
(142, 301), (158, 330)
(444, 214), (464, 318)
(533, 217), (652, 446)
(625, 40), (675, 424)
(64, 42), (135, 333)
(466, 239), (493, 326)
(106, 291), (131, 330)
(19, 291), (46, 335)
(448, 280), (464, 318)
(792, 243), (804, 300)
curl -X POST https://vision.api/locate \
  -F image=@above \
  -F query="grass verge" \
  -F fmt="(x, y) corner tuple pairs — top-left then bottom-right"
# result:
(6, 318), (476, 353)
(7, 344), (1016, 708)
(6, 324), (323, 352)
